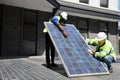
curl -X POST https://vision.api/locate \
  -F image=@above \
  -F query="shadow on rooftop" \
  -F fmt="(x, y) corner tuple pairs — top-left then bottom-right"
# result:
(42, 64), (67, 77)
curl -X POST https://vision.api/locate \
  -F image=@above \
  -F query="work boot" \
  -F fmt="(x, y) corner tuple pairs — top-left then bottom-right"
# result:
(46, 64), (51, 68)
(108, 67), (113, 73)
(51, 63), (58, 67)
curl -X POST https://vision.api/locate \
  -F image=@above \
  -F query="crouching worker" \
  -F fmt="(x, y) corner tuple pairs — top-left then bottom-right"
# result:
(86, 32), (116, 73)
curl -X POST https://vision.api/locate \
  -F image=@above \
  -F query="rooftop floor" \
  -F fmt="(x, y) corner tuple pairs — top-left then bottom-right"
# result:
(0, 55), (120, 80)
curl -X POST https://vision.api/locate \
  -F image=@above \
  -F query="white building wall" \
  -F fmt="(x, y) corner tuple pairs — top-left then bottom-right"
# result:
(0, 0), (54, 12)
(89, 0), (100, 7)
(109, 0), (118, 10)
(62, 0), (79, 3)
(62, 0), (119, 11)
(0, 0), (119, 12)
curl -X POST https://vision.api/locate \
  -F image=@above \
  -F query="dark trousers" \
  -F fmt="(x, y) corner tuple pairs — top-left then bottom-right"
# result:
(45, 33), (55, 65)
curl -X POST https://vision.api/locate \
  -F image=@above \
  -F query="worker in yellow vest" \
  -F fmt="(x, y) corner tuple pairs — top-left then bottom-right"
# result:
(43, 12), (68, 68)
(86, 32), (116, 73)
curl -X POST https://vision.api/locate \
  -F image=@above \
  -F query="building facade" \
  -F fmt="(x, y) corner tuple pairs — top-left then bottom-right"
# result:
(0, 0), (120, 57)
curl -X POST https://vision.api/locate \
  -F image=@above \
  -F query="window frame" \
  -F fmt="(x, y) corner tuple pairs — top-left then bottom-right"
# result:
(100, 0), (108, 8)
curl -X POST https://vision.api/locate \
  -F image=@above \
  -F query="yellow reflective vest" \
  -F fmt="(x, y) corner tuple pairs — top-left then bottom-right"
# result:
(86, 39), (116, 61)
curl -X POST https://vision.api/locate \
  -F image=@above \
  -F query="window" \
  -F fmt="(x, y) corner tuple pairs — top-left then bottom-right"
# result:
(99, 21), (108, 34)
(23, 9), (37, 55)
(100, 0), (108, 8)
(77, 18), (88, 39)
(79, 0), (89, 4)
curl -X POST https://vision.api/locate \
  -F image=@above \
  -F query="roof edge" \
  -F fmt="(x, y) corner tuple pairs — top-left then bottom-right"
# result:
(56, 0), (120, 15)
(47, 0), (60, 8)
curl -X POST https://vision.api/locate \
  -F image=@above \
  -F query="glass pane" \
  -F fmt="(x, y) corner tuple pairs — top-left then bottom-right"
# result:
(78, 19), (87, 29)
(79, 0), (89, 4)
(99, 22), (107, 33)
(100, 0), (108, 7)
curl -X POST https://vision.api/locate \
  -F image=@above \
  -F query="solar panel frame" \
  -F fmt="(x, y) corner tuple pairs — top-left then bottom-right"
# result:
(44, 22), (109, 77)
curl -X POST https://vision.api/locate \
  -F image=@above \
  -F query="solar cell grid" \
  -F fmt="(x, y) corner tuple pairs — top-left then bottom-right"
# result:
(44, 22), (109, 77)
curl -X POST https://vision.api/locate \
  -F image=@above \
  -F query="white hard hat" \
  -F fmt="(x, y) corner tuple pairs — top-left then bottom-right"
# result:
(97, 32), (107, 41)
(60, 12), (68, 20)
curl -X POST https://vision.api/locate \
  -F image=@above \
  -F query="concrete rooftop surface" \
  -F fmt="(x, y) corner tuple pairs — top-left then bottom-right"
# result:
(0, 55), (120, 80)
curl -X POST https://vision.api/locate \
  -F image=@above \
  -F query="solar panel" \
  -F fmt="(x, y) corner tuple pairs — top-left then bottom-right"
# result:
(44, 22), (109, 77)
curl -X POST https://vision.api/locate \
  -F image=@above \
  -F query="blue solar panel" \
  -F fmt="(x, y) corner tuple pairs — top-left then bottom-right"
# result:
(44, 22), (109, 77)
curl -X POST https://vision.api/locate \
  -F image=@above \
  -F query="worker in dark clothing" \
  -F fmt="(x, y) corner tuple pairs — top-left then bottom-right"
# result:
(43, 12), (68, 68)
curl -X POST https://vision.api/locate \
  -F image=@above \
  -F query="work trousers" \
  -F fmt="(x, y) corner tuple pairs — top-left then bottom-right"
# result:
(98, 55), (114, 69)
(45, 33), (55, 65)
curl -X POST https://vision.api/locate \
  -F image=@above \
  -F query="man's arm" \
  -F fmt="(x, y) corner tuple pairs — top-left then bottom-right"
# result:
(94, 45), (112, 59)
(54, 22), (68, 37)
(86, 39), (98, 45)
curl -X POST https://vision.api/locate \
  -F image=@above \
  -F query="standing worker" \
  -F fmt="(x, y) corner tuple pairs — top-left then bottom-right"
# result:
(43, 12), (68, 68)
(86, 32), (116, 73)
